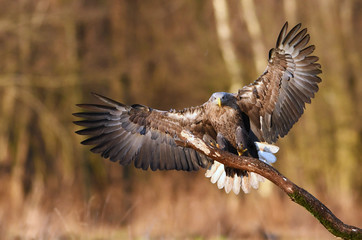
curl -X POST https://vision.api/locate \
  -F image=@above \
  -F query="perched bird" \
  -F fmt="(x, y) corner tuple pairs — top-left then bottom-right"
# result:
(74, 22), (321, 194)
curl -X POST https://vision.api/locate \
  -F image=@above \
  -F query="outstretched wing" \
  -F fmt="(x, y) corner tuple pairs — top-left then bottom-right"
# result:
(237, 22), (322, 143)
(73, 93), (212, 171)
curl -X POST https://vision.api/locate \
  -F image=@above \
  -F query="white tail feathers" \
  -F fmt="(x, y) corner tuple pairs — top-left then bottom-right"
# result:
(232, 174), (241, 194)
(205, 142), (279, 195)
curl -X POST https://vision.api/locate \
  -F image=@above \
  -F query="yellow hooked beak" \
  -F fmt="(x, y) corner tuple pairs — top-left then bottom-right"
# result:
(217, 98), (222, 107)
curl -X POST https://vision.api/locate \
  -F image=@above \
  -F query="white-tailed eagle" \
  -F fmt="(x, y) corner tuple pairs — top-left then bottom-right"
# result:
(74, 22), (321, 194)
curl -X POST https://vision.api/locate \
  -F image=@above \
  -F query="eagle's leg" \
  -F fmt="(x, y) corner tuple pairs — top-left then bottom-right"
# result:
(216, 133), (228, 151)
(202, 134), (217, 147)
(235, 126), (248, 156)
(205, 133), (251, 194)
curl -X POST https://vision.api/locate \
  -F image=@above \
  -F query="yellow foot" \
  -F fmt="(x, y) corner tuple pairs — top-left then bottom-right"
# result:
(237, 144), (247, 156)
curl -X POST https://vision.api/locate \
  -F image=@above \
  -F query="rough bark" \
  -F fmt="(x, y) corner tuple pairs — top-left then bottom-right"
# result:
(179, 130), (362, 240)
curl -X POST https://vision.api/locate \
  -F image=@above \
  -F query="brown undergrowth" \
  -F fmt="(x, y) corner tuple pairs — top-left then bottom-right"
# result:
(1, 169), (361, 239)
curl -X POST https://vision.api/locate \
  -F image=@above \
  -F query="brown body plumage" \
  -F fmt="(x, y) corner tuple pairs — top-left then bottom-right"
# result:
(74, 22), (321, 194)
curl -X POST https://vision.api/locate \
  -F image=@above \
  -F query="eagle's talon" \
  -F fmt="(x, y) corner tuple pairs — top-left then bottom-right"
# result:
(237, 148), (247, 156)
(237, 144), (248, 156)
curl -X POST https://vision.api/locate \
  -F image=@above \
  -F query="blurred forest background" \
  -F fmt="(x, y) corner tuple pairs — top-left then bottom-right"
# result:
(0, 0), (361, 239)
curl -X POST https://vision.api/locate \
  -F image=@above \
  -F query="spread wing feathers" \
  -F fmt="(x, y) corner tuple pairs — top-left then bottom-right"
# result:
(73, 93), (210, 171)
(237, 22), (322, 143)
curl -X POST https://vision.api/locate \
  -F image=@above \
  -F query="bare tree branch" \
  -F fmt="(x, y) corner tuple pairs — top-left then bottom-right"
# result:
(179, 131), (362, 239)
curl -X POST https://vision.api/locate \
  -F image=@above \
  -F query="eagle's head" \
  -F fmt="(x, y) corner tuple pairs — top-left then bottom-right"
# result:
(209, 92), (235, 108)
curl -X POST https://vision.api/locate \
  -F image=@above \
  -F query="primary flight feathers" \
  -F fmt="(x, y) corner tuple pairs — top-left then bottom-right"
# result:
(74, 22), (321, 194)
